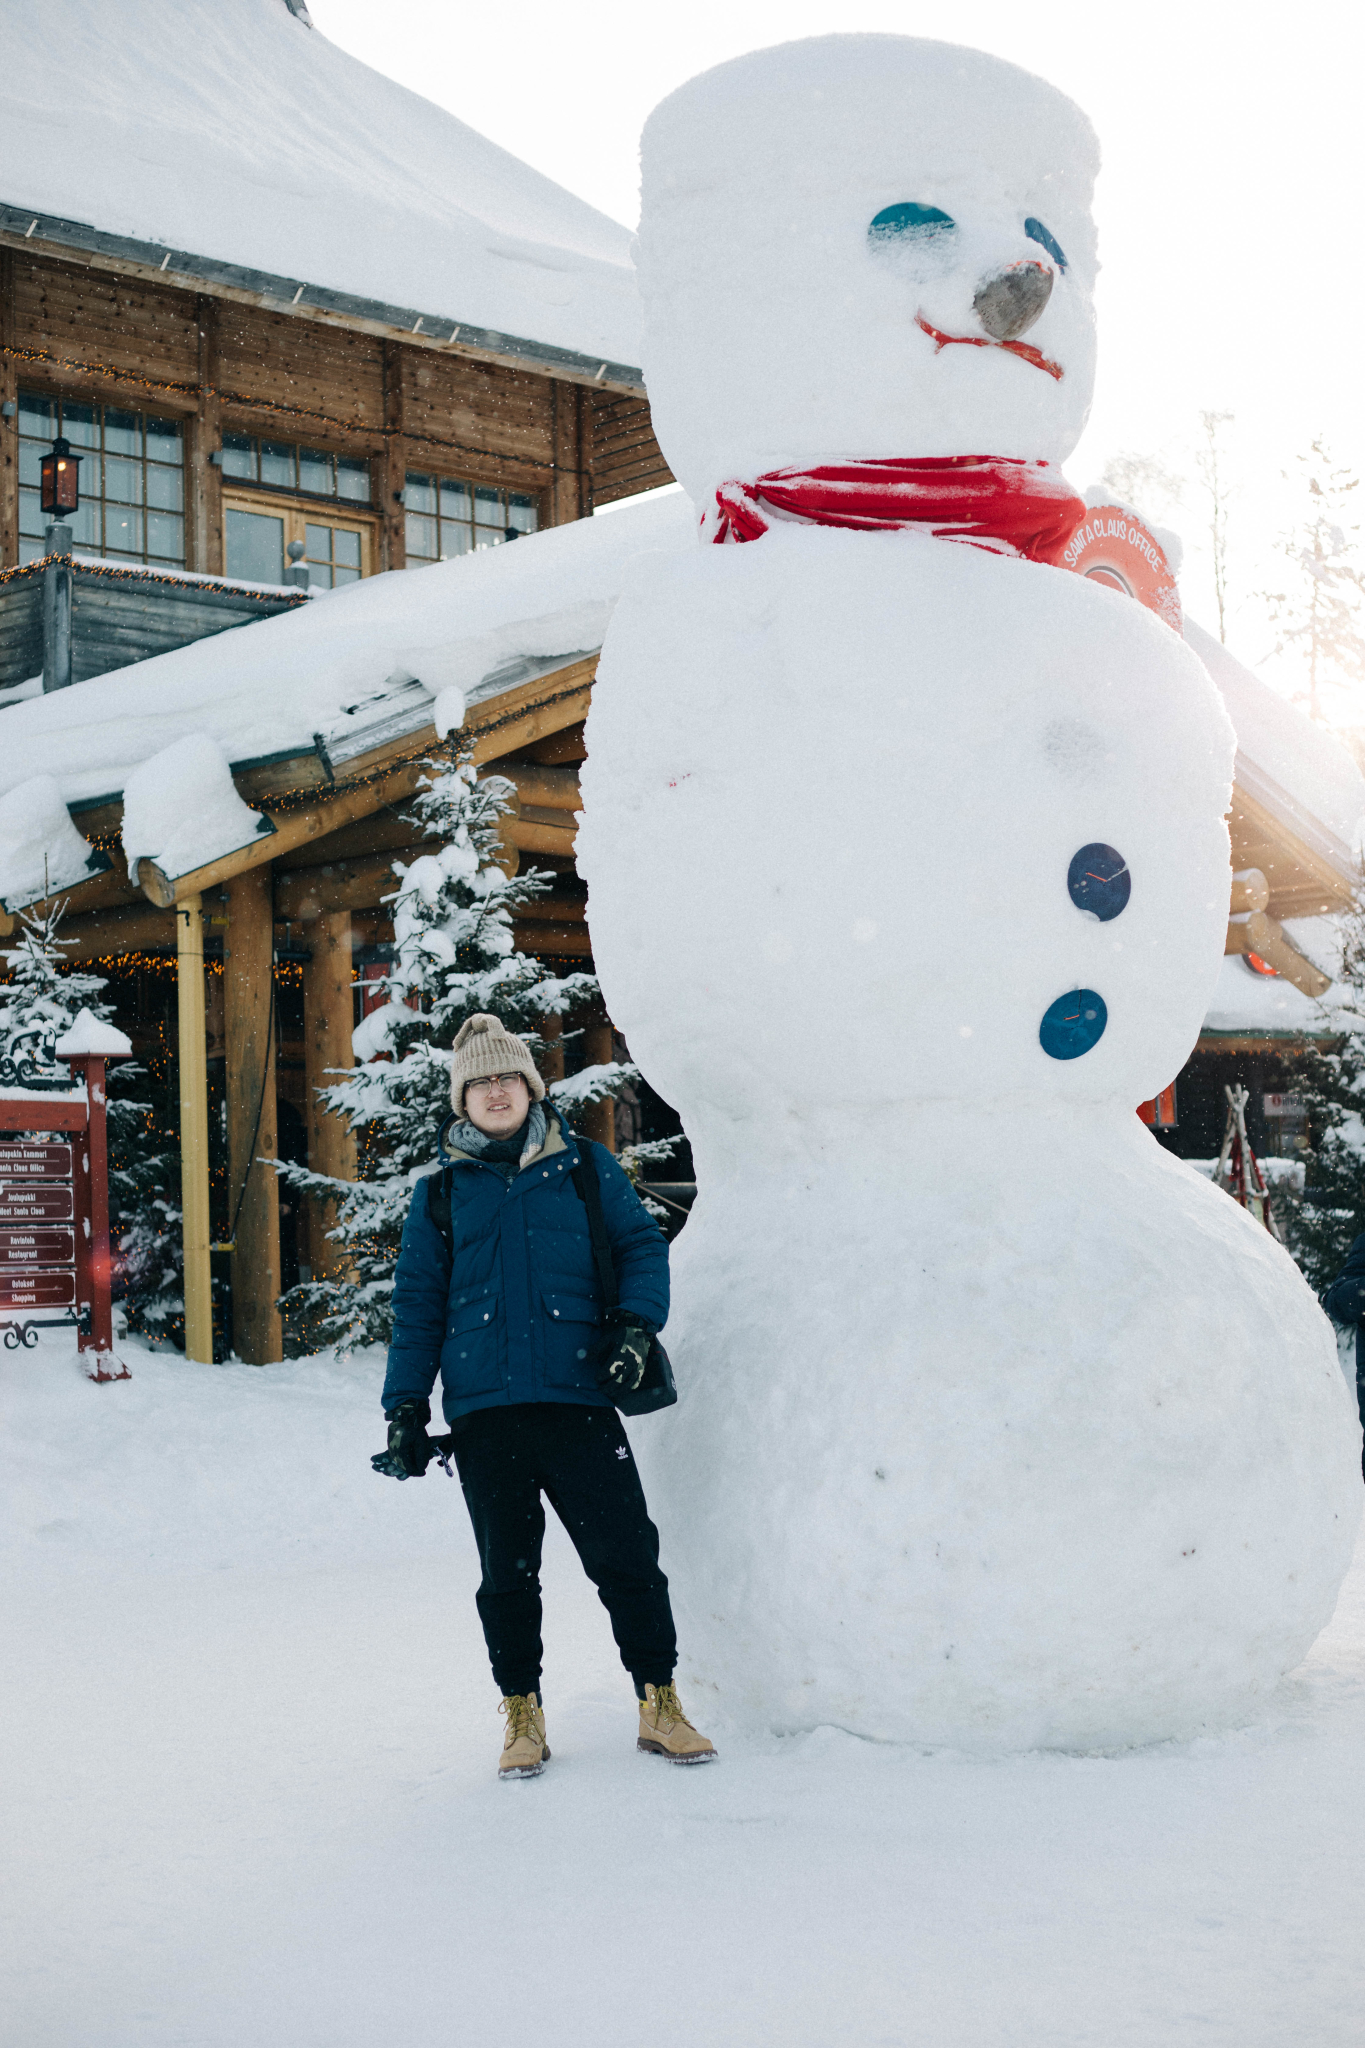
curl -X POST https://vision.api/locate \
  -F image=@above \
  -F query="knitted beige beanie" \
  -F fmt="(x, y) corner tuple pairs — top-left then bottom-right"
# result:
(449, 1012), (545, 1117)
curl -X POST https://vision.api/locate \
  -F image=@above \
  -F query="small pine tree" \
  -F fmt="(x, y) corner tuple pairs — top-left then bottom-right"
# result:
(1276, 895), (1365, 1293)
(1266, 438), (1365, 725)
(277, 749), (636, 1352)
(0, 907), (183, 1338)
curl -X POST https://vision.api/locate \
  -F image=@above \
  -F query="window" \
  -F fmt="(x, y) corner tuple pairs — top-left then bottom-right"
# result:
(17, 390), (185, 568)
(221, 435), (370, 504)
(404, 472), (537, 567)
(223, 502), (371, 590)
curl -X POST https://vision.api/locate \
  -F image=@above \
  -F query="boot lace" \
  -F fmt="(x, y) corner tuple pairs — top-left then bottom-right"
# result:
(651, 1684), (694, 1731)
(500, 1694), (539, 1746)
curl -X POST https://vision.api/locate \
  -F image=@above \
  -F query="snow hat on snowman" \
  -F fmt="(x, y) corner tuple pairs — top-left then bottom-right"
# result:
(449, 1013), (546, 1118)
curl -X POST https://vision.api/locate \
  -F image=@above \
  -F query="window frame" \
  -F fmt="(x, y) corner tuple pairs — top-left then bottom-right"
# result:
(221, 487), (377, 588)
(16, 386), (187, 570)
(402, 468), (540, 568)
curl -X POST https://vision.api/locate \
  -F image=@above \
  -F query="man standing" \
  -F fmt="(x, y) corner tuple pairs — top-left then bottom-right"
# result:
(376, 1012), (716, 1778)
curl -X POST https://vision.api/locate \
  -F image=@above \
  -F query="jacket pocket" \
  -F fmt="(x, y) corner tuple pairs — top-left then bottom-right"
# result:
(540, 1288), (603, 1391)
(440, 1284), (503, 1397)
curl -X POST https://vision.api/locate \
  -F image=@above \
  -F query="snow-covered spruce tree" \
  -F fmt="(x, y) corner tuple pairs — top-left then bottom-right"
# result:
(277, 750), (636, 1352)
(0, 906), (183, 1338)
(1265, 438), (1365, 726)
(1275, 894), (1365, 1293)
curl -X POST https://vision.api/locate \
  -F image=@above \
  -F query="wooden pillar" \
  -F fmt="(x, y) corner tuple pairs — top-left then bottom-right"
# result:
(380, 340), (407, 572)
(224, 868), (282, 1362)
(581, 1014), (616, 1152)
(189, 296), (222, 574)
(0, 250), (17, 569)
(176, 895), (214, 1363)
(302, 908), (356, 1277)
(549, 381), (590, 526)
(539, 1011), (565, 1085)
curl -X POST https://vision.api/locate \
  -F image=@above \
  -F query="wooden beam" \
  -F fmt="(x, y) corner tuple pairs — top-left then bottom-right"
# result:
(275, 851), (422, 922)
(139, 758), (429, 908)
(479, 762), (581, 810)
(501, 811), (578, 858)
(302, 910), (357, 1280)
(512, 923), (591, 957)
(580, 1015), (616, 1151)
(1229, 868), (1270, 916)
(49, 901), (176, 960)
(380, 340), (407, 573)
(1228, 783), (1351, 919)
(1225, 910), (1332, 999)
(189, 295), (223, 575)
(224, 868), (282, 1363)
(175, 895), (214, 1363)
(539, 1011), (565, 1084)
(14, 854), (144, 929)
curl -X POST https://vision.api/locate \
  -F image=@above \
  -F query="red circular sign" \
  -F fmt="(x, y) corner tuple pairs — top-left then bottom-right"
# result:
(1059, 504), (1182, 635)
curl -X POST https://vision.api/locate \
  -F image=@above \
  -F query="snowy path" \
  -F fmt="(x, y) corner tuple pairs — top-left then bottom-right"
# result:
(3, 1340), (1363, 2047)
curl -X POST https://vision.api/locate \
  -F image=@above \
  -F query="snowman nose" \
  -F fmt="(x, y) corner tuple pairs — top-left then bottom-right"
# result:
(973, 261), (1054, 341)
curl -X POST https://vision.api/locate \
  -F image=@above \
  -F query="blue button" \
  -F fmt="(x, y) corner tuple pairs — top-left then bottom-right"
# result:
(1040, 988), (1107, 1060)
(1068, 844), (1130, 922)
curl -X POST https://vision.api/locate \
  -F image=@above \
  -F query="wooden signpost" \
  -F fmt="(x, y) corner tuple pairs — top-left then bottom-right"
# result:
(0, 1019), (130, 1381)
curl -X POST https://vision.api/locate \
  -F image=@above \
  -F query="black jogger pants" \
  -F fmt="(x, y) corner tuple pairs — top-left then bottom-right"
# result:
(452, 1401), (677, 1701)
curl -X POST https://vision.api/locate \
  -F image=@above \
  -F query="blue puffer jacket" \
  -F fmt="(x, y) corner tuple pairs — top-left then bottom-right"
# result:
(382, 1111), (669, 1423)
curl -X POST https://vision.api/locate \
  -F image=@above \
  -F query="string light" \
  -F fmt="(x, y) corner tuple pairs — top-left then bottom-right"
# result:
(2, 344), (579, 478)
(0, 551), (310, 607)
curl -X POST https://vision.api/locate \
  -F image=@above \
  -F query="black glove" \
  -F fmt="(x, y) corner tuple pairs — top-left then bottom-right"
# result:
(597, 1312), (654, 1396)
(372, 1397), (433, 1480)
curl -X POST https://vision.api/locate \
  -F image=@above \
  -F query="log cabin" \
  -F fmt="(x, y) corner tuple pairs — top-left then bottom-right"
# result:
(1, 0), (1360, 1363)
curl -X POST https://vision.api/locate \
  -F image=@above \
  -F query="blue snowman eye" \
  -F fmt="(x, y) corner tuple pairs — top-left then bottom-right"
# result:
(1068, 844), (1130, 922)
(869, 202), (956, 245)
(1024, 217), (1068, 273)
(1039, 988), (1107, 1061)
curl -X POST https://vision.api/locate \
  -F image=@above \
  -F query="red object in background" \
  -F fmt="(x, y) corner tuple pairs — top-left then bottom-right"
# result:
(1137, 1083), (1178, 1128)
(0, 1053), (128, 1380)
(1243, 950), (1280, 978)
(1058, 503), (1183, 635)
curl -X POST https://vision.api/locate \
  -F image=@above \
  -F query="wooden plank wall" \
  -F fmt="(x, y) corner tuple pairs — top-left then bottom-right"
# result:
(0, 250), (674, 576)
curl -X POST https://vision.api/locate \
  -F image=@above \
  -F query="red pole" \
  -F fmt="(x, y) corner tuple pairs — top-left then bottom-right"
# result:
(68, 1052), (126, 1382)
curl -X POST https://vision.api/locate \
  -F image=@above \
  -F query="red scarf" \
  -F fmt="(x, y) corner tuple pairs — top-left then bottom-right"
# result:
(705, 455), (1085, 565)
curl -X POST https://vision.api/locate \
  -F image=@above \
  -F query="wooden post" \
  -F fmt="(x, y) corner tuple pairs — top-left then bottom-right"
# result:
(224, 868), (283, 1362)
(539, 1011), (565, 1085)
(581, 1014), (616, 1152)
(301, 908), (356, 1277)
(176, 895), (214, 1363)
(0, 249), (17, 569)
(380, 340), (407, 572)
(549, 381), (589, 526)
(189, 296), (223, 575)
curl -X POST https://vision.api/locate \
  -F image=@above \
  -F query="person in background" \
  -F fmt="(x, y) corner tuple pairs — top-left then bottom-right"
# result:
(374, 1012), (716, 1779)
(1321, 1235), (1365, 1479)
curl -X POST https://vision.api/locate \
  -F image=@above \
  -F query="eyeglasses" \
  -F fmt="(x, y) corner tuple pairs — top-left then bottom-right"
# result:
(466, 1072), (527, 1095)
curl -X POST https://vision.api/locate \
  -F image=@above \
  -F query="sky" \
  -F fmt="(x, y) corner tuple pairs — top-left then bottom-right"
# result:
(311, 0), (1365, 711)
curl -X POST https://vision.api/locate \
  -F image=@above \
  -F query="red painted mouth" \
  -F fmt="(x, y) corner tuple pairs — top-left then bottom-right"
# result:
(915, 312), (1064, 383)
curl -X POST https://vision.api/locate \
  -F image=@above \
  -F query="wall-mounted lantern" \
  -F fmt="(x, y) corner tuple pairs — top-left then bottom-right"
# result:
(40, 436), (81, 519)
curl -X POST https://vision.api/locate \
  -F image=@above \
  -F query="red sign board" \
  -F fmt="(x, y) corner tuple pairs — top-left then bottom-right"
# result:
(0, 1227), (75, 1265)
(1060, 505), (1183, 635)
(0, 1184), (74, 1224)
(0, 1267), (77, 1309)
(0, 1143), (72, 1179)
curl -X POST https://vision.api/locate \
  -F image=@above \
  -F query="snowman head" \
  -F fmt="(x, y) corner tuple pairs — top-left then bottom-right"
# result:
(637, 37), (1099, 509)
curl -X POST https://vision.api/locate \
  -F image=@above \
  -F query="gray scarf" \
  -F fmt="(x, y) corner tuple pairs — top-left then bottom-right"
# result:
(449, 1100), (548, 1172)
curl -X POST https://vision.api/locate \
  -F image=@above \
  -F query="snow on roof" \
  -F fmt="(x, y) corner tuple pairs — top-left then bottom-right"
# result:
(0, 492), (695, 812)
(1185, 618), (1365, 873)
(0, 0), (641, 370)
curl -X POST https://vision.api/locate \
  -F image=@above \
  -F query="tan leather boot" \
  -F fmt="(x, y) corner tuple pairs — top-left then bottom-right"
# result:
(498, 1692), (549, 1778)
(638, 1683), (717, 1764)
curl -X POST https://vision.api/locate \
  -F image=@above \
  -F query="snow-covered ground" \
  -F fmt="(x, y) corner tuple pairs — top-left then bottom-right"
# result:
(4, 1334), (1363, 2046)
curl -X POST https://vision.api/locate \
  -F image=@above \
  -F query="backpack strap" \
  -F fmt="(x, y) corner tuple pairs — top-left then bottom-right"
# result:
(426, 1164), (454, 1265)
(570, 1142), (620, 1314)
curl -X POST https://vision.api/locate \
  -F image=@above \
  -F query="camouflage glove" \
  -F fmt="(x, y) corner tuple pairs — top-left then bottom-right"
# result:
(597, 1312), (654, 1396)
(372, 1397), (433, 1480)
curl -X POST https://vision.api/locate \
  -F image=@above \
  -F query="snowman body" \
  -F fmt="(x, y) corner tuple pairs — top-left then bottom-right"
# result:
(576, 36), (1361, 1747)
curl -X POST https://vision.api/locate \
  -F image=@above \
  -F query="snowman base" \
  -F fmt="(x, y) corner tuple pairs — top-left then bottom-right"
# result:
(635, 1106), (1360, 1752)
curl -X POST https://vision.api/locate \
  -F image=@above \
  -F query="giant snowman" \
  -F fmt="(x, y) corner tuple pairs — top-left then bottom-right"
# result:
(576, 37), (1361, 1749)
